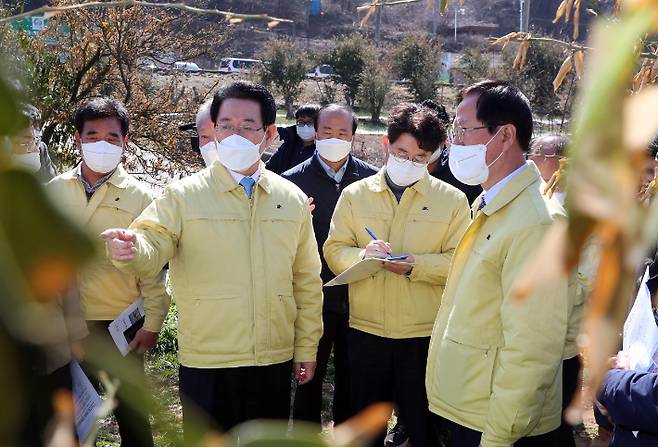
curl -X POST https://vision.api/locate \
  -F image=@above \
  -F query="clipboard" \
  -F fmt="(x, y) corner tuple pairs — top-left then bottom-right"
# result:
(324, 257), (414, 287)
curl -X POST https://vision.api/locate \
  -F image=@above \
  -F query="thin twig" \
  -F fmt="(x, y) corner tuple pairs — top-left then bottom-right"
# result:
(489, 35), (658, 59)
(356, 0), (423, 12)
(0, 0), (293, 25)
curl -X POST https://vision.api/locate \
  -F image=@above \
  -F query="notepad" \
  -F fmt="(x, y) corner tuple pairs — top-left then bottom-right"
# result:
(324, 257), (414, 287)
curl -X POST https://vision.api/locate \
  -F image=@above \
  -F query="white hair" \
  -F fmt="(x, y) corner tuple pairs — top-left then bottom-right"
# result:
(195, 100), (213, 130)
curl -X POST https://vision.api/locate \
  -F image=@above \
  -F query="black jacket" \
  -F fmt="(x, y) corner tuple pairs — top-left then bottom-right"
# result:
(429, 145), (482, 205)
(282, 154), (378, 314)
(266, 125), (316, 174)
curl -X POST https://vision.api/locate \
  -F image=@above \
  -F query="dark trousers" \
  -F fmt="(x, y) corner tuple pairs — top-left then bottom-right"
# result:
(23, 362), (73, 447)
(293, 310), (351, 425)
(84, 321), (153, 447)
(432, 415), (561, 447)
(556, 355), (582, 447)
(348, 328), (437, 447)
(179, 360), (292, 441)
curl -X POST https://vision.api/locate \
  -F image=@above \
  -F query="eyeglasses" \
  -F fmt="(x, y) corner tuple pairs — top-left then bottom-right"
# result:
(527, 152), (562, 161)
(215, 123), (265, 135)
(390, 150), (429, 168)
(451, 122), (489, 141)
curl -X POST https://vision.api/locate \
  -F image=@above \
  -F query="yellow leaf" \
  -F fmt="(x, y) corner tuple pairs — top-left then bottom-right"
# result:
(229, 18), (243, 24)
(553, 0), (567, 23)
(614, 0), (622, 16)
(553, 54), (573, 91)
(359, 3), (376, 28)
(267, 20), (280, 28)
(574, 49), (584, 79)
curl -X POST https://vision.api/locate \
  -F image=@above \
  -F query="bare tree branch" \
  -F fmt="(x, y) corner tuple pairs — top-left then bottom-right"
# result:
(0, 0), (294, 25)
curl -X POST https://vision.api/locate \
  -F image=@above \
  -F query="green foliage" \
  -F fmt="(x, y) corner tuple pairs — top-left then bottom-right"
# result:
(258, 39), (308, 118)
(322, 34), (374, 107)
(499, 41), (568, 114)
(459, 47), (493, 85)
(392, 33), (441, 102)
(358, 57), (391, 123)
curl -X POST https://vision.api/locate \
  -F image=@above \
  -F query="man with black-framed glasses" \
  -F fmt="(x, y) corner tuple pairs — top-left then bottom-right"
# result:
(324, 102), (471, 447)
(101, 81), (323, 442)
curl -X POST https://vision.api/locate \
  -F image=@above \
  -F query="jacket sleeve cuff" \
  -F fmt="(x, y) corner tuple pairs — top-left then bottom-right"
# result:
(293, 346), (317, 363)
(143, 316), (165, 332)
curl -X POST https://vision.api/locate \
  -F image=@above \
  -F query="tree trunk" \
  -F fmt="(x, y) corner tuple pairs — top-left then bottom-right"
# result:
(371, 109), (380, 123)
(285, 98), (295, 119)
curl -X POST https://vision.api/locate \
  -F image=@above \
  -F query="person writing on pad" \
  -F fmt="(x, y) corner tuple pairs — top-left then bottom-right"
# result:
(323, 102), (471, 447)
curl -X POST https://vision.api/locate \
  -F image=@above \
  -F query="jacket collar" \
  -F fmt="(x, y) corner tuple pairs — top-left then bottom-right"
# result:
(368, 167), (431, 196)
(210, 161), (272, 195)
(63, 163), (132, 189)
(481, 161), (541, 216)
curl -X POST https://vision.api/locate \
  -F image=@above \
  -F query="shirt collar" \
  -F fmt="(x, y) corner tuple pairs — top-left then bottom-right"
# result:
(483, 163), (528, 206)
(75, 163), (117, 195)
(315, 152), (349, 183)
(229, 167), (260, 185)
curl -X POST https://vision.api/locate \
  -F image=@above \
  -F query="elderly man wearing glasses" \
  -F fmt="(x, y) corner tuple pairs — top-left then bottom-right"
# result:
(527, 134), (569, 184)
(101, 81), (323, 443)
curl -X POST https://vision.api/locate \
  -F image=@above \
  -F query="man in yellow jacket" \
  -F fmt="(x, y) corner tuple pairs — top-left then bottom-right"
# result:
(324, 103), (471, 447)
(425, 80), (569, 447)
(47, 97), (171, 447)
(102, 81), (323, 439)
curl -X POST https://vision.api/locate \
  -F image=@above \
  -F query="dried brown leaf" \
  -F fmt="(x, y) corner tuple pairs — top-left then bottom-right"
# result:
(359, 3), (376, 28)
(553, 0), (567, 23)
(614, 0), (622, 16)
(228, 18), (243, 24)
(573, 0), (582, 40)
(267, 20), (280, 28)
(491, 31), (522, 47)
(574, 49), (584, 79)
(565, 0), (574, 22)
(553, 54), (574, 91)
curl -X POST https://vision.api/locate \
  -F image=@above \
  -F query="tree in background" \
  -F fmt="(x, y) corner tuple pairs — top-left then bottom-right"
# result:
(392, 33), (441, 102)
(459, 47), (494, 85)
(498, 40), (567, 115)
(323, 33), (373, 107)
(358, 57), (390, 123)
(258, 39), (308, 119)
(1, 5), (230, 179)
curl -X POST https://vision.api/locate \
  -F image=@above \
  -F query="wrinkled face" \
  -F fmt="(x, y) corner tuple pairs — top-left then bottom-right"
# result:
(75, 117), (126, 149)
(316, 109), (353, 142)
(215, 98), (266, 146)
(197, 116), (215, 148)
(529, 139), (562, 182)
(12, 126), (39, 155)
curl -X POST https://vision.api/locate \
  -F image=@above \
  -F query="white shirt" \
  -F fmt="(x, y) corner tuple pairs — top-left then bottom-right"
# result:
(482, 163), (529, 205)
(229, 167), (260, 186)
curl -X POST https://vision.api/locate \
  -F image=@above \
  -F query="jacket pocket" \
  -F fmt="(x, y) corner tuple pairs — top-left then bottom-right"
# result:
(269, 291), (297, 350)
(177, 294), (250, 356)
(434, 335), (498, 414)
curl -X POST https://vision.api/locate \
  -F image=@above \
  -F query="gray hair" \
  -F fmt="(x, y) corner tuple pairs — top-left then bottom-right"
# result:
(195, 100), (213, 131)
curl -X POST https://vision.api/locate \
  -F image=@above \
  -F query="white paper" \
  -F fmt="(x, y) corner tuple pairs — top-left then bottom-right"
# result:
(70, 361), (102, 441)
(108, 298), (145, 356)
(324, 258), (415, 287)
(623, 268), (658, 373)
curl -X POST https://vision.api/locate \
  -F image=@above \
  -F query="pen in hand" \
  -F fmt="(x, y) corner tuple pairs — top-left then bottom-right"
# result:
(365, 226), (392, 256)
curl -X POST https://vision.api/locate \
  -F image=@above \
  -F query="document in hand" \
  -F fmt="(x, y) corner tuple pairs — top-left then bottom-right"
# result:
(324, 257), (415, 287)
(108, 298), (145, 356)
(623, 267), (658, 373)
(71, 360), (102, 441)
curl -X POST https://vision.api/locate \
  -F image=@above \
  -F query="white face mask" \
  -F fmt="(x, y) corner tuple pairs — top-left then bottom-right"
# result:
(316, 137), (352, 163)
(199, 141), (219, 167)
(14, 152), (41, 172)
(448, 128), (503, 186)
(296, 124), (315, 141)
(385, 150), (428, 187)
(216, 133), (264, 172)
(428, 146), (443, 164)
(81, 140), (123, 174)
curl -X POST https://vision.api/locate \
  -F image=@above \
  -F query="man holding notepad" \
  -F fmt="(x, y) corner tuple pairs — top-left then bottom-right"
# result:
(323, 103), (470, 447)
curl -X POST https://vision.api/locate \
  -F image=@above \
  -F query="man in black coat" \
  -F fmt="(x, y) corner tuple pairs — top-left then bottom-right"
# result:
(283, 104), (377, 427)
(266, 104), (320, 174)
